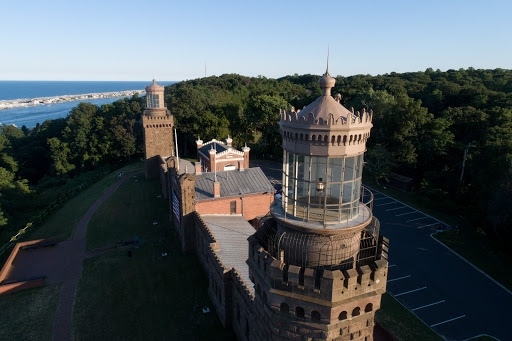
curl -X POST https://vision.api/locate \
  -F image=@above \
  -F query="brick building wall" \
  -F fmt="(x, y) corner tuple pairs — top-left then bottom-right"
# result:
(195, 193), (274, 221)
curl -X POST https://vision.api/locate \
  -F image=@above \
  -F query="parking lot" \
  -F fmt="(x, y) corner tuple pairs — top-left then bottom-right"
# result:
(367, 186), (510, 341)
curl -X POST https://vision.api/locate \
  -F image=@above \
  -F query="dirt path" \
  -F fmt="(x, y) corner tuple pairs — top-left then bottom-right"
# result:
(52, 172), (139, 341)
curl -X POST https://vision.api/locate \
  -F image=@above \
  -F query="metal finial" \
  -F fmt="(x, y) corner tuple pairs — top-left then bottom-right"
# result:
(326, 45), (330, 76)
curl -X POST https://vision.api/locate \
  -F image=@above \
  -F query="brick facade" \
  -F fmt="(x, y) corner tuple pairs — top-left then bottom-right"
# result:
(196, 193), (274, 221)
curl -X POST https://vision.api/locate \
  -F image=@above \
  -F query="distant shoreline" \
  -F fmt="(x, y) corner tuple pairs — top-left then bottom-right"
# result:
(0, 89), (145, 111)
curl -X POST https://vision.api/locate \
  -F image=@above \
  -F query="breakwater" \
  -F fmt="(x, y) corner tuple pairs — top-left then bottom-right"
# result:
(0, 89), (145, 111)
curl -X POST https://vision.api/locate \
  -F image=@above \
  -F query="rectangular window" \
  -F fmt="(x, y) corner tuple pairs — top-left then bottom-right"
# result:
(230, 201), (236, 214)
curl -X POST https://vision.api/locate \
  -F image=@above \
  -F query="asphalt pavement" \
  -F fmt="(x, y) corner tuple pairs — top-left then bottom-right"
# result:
(366, 186), (509, 341)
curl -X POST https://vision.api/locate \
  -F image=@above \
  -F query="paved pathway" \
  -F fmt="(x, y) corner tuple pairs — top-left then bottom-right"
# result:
(52, 172), (138, 341)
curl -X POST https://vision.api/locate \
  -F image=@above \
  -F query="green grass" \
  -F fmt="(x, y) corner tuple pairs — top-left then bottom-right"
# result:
(28, 162), (144, 243)
(0, 283), (62, 341)
(86, 173), (160, 251)
(376, 293), (442, 341)
(73, 176), (234, 340)
(434, 229), (512, 291)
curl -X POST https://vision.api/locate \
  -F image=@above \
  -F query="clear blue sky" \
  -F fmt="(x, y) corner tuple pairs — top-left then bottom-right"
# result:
(2, 0), (511, 81)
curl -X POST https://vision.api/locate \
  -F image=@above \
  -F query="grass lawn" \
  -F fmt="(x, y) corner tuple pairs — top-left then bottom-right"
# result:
(86, 173), (161, 251)
(376, 293), (442, 341)
(0, 283), (62, 341)
(73, 177), (234, 340)
(28, 162), (144, 243)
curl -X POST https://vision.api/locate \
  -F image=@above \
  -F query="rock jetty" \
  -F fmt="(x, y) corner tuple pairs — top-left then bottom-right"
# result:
(0, 89), (145, 110)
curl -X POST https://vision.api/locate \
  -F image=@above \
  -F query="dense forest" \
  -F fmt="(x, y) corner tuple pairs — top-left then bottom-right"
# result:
(0, 68), (511, 252)
(168, 68), (512, 250)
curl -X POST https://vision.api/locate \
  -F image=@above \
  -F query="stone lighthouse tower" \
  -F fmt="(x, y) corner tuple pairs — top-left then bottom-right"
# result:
(142, 79), (174, 179)
(248, 67), (389, 340)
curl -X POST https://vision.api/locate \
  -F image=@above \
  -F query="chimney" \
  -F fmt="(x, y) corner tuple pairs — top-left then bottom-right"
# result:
(242, 144), (251, 170)
(209, 147), (216, 173)
(214, 182), (221, 198)
(195, 162), (202, 175)
(238, 160), (245, 171)
(225, 136), (232, 147)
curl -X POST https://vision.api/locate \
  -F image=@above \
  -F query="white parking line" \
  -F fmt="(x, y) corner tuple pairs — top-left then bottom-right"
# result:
(386, 206), (407, 211)
(417, 222), (439, 229)
(387, 275), (411, 282)
(411, 300), (446, 311)
(373, 197), (389, 201)
(394, 286), (427, 297)
(406, 216), (430, 222)
(461, 334), (500, 341)
(364, 185), (446, 225)
(375, 202), (397, 207)
(396, 211), (417, 216)
(388, 264), (397, 267)
(430, 315), (466, 328)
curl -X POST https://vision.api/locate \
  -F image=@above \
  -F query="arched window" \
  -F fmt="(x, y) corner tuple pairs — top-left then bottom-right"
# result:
(305, 134), (309, 142)
(312, 135), (316, 144)
(338, 311), (347, 320)
(295, 133), (298, 141)
(300, 134), (303, 142)
(337, 135), (341, 145)
(295, 306), (305, 318)
(311, 310), (321, 321)
(280, 303), (289, 313)
(343, 135), (347, 146)
(331, 135), (336, 145)
(365, 303), (373, 313)
(324, 135), (328, 144)
(352, 307), (361, 317)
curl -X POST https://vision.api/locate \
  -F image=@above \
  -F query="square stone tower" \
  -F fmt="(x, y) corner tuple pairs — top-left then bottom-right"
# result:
(142, 79), (174, 179)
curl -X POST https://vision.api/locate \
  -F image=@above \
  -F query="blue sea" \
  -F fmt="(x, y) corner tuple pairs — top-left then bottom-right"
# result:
(0, 81), (176, 128)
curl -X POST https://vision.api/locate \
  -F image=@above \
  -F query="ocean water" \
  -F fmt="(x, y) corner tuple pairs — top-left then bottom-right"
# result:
(0, 98), (130, 128)
(0, 80), (176, 128)
(0, 81), (174, 100)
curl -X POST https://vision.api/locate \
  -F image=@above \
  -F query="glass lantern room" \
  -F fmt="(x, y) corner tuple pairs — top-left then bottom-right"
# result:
(281, 150), (367, 225)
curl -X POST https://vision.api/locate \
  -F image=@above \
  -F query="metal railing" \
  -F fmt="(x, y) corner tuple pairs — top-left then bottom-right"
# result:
(274, 186), (374, 228)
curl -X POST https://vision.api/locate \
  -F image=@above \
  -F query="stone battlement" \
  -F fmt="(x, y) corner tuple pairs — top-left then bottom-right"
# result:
(248, 235), (388, 303)
(142, 115), (172, 121)
(232, 268), (255, 301)
(280, 107), (373, 127)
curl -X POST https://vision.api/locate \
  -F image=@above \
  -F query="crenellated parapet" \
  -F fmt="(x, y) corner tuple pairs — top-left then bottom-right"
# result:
(232, 268), (255, 302)
(249, 243), (387, 300)
(280, 106), (373, 126)
(279, 105), (373, 157)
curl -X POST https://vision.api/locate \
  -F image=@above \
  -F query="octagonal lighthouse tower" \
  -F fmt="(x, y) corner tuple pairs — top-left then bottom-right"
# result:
(247, 68), (389, 341)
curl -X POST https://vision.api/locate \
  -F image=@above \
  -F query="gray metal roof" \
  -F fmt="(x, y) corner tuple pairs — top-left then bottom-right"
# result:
(195, 167), (273, 201)
(178, 159), (195, 174)
(200, 214), (255, 294)
(198, 141), (228, 156)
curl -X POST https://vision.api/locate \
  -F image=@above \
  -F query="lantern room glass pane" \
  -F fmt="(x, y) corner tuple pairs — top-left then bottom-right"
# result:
(328, 157), (343, 183)
(356, 154), (364, 178)
(344, 156), (355, 181)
